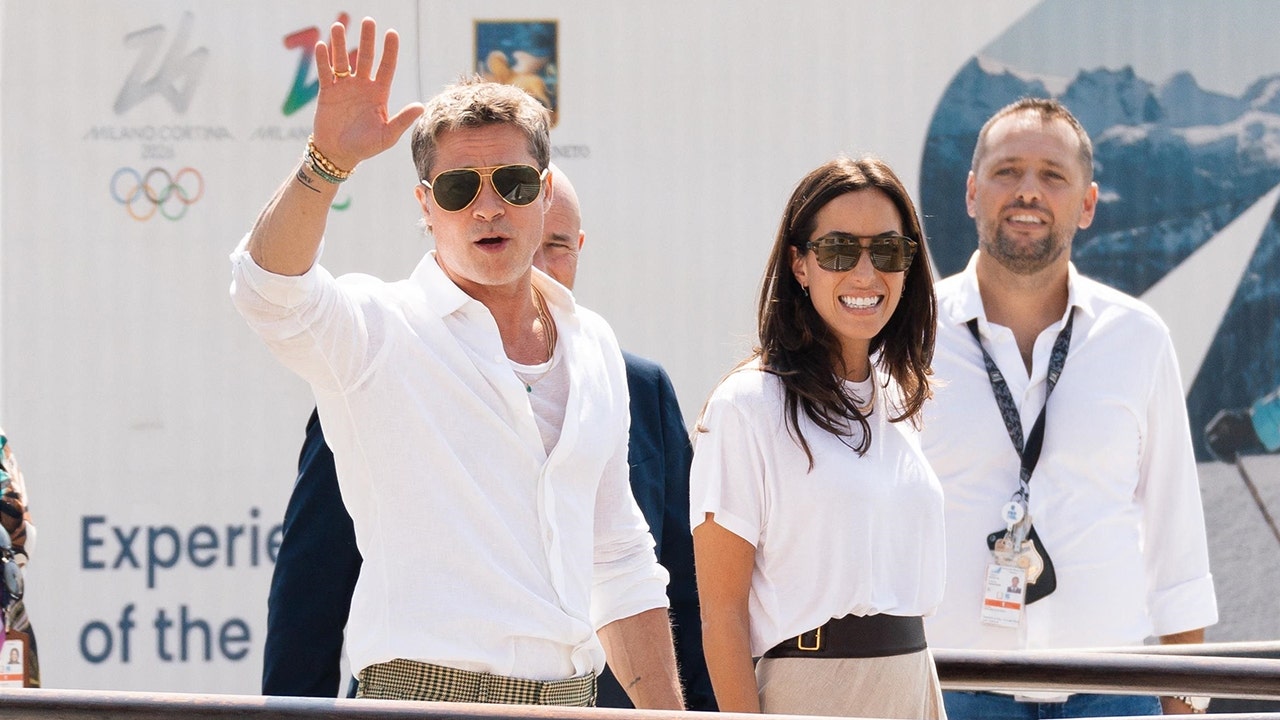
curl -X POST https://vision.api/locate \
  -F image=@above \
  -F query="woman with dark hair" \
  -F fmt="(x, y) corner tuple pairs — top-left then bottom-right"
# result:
(691, 156), (944, 718)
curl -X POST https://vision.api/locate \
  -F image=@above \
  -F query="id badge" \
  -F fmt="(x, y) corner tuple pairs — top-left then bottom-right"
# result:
(980, 563), (1026, 628)
(0, 636), (23, 688)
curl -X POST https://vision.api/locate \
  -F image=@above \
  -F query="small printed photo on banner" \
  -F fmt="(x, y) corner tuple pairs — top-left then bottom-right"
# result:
(0, 638), (23, 687)
(475, 19), (559, 127)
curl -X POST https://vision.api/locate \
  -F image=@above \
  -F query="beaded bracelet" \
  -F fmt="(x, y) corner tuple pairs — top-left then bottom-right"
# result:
(305, 135), (354, 183)
(305, 155), (347, 184)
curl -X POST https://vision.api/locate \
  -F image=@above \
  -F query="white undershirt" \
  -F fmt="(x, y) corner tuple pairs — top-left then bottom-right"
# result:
(512, 353), (570, 456)
(842, 374), (875, 412)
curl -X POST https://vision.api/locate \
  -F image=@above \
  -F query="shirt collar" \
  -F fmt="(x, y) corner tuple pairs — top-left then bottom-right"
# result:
(411, 250), (578, 318)
(531, 266), (577, 317)
(1063, 262), (1101, 321)
(942, 251), (1097, 328)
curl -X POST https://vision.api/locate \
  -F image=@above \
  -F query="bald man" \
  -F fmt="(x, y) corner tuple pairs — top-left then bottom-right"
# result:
(262, 168), (715, 711)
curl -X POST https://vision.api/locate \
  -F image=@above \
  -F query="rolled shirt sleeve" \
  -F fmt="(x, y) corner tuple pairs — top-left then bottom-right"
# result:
(229, 236), (383, 394)
(589, 398), (670, 630)
(1137, 329), (1219, 637)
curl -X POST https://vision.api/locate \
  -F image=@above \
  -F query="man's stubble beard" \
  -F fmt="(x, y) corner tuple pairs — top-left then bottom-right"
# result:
(979, 220), (1073, 276)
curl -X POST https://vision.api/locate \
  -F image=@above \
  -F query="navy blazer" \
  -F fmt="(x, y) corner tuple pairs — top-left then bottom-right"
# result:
(261, 352), (716, 711)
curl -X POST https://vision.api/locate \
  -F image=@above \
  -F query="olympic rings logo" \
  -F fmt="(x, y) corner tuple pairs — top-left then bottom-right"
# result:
(110, 167), (204, 222)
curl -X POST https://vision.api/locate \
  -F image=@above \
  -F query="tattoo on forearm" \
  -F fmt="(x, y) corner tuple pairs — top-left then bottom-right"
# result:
(295, 166), (323, 193)
(626, 675), (642, 689)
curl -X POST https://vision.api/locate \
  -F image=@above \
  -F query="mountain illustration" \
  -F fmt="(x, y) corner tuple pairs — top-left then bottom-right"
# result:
(1060, 65), (1163, 133)
(1159, 71), (1246, 127)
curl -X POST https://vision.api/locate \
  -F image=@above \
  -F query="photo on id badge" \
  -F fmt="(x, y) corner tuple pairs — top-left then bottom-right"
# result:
(0, 638), (23, 687)
(982, 563), (1025, 629)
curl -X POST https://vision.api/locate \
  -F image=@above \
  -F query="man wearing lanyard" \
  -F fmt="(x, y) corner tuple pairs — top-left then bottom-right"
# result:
(921, 98), (1218, 718)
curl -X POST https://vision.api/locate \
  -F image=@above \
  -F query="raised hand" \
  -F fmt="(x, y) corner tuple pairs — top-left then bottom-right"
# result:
(244, 17), (426, 275)
(311, 17), (424, 173)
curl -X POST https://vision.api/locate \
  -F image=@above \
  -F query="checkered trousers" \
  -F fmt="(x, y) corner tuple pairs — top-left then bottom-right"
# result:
(357, 658), (597, 706)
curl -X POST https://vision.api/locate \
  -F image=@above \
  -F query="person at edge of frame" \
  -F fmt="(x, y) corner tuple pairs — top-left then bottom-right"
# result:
(1205, 385), (1280, 463)
(1, 428), (39, 688)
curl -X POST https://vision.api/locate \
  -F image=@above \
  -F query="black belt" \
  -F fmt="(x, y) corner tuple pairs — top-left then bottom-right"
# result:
(763, 613), (927, 659)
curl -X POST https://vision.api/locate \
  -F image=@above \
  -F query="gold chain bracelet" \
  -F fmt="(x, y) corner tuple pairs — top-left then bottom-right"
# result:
(305, 135), (354, 181)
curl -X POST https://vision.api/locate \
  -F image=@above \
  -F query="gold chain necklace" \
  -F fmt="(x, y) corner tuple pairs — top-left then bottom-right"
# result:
(519, 287), (557, 393)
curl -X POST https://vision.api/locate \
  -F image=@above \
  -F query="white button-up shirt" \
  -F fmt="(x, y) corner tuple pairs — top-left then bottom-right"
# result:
(922, 254), (1217, 651)
(230, 242), (668, 680)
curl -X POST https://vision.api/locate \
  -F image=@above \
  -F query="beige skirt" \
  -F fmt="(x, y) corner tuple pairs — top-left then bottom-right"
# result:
(756, 648), (946, 719)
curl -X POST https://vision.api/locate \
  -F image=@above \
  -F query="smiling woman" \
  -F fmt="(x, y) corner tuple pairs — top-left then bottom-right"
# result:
(690, 156), (945, 719)
(790, 191), (914, 384)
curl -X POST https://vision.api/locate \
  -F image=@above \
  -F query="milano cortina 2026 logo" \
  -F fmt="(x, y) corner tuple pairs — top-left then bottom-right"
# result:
(96, 12), (224, 222)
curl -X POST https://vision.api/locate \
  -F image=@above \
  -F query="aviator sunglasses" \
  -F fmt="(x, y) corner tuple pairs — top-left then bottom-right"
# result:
(806, 232), (918, 273)
(420, 164), (548, 213)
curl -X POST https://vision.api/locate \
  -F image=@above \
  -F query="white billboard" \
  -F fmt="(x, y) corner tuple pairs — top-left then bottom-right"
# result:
(3, 0), (1278, 695)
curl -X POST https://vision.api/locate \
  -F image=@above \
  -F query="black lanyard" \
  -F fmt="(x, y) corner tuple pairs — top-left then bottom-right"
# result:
(966, 310), (1074, 506)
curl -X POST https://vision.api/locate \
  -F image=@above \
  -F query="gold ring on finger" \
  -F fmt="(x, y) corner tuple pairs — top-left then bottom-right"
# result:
(333, 68), (353, 78)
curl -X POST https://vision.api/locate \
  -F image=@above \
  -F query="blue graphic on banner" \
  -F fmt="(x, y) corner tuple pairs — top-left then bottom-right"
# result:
(919, 0), (1280, 460)
(476, 21), (558, 127)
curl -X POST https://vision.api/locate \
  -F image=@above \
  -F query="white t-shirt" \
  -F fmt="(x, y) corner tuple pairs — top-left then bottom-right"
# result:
(922, 254), (1218, 651)
(512, 354), (569, 456)
(690, 359), (946, 656)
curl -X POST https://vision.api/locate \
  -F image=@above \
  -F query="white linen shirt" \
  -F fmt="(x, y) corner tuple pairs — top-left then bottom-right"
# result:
(922, 253), (1218, 651)
(230, 241), (668, 680)
(690, 361), (946, 656)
